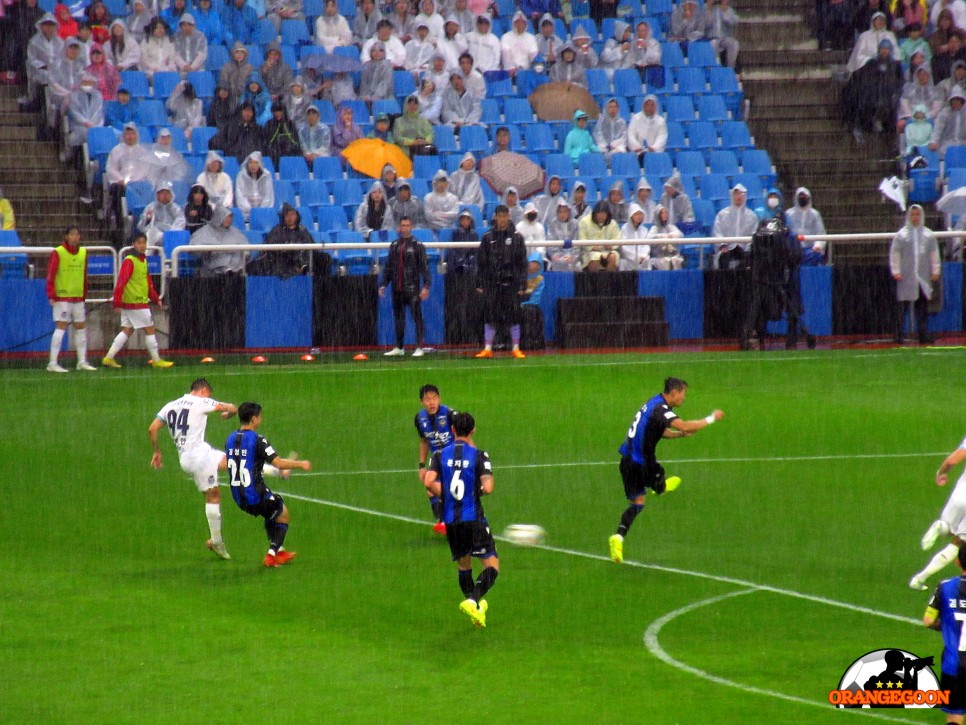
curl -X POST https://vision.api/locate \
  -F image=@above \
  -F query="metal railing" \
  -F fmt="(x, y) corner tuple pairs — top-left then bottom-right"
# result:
(0, 246), (120, 303)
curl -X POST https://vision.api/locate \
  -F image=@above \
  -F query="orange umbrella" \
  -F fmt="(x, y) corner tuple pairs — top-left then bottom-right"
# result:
(529, 81), (600, 121)
(341, 138), (413, 179)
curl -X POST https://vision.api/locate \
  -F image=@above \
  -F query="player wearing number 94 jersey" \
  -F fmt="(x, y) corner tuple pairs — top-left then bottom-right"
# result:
(225, 402), (311, 568)
(424, 411), (499, 629)
(148, 378), (238, 560)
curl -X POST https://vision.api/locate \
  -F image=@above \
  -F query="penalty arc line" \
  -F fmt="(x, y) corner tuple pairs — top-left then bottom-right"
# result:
(642, 589), (925, 724)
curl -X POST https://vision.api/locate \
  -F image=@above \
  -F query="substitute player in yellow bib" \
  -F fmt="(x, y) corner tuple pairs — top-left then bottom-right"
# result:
(102, 232), (173, 368)
(45, 226), (96, 373)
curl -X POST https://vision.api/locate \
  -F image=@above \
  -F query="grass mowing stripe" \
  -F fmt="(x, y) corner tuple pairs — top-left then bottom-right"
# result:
(277, 489), (921, 627)
(642, 590), (924, 724)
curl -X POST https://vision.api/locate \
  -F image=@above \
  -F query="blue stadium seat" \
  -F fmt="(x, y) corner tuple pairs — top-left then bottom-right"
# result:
(244, 44), (265, 67)
(946, 146), (966, 170)
(393, 70), (416, 99)
(342, 99), (369, 123)
(337, 0), (355, 16)
(577, 152), (607, 178)
(708, 66), (743, 114)
(686, 41), (718, 67)
(480, 99), (501, 125)
(674, 149), (706, 178)
(316, 204), (348, 230)
(137, 99), (168, 127)
(120, 71), (150, 98)
(504, 97), (534, 125)
(458, 204), (483, 230)
(299, 179), (329, 207)
(733, 172), (765, 199)
(190, 126), (218, 154)
(125, 180), (155, 218)
(613, 68), (644, 100)
(413, 155), (441, 179)
(692, 198), (716, 233)
(741, 149), (777, 186)
(162, 230), (193, 275)
(372, 98), (401, 117)
(186, 71), (215, 99)
(660, 42), (685, 68)
(312, 156), (343, 180)
(280, 18), (311, 45)
(663, 95), (695, 125)
(486, 76), (514, 98)
(698, 94), (729, 124)
(571, 19), (598, 40)
(719, 120), (753, 152)
(330, 179), (363, 206)
(708, 149), (739, 178)
(0, 230), (27, 278)
(279, 155), (310, 189)
(443, 155), (463, 174)
(664, 121), (686, 153)
(272, 179), (296, 209)
(687, 121), (719, 158)
(433, 125), (458, 154)
(643, 151), (673, 178)
(524, 125), (555, 154)
(459, 125), (490, 154)
(947, 168), (966, 190)
(86, 126), (119, 163)
(408, 178), (429, 197)
(280, 44), (299, 70)
(257, 17), (276, 44)
(675, 66), (706, 96)
(611, 152), (640, 178)
(205, 45), (230, 71)
(332, 45), (360, 61)
(152, 71), (180, 100)
(244, 229), (264, 259)
(515, 69), (548, 98)
(544, 153), (574, 179)
(586, 69), (611, 97)
(698, 173), (730, 203)
(301, 44), (327, 60)
(303, 0), (322, 16)
(313, 100), (337, 124)
(249, 206), (278, 231)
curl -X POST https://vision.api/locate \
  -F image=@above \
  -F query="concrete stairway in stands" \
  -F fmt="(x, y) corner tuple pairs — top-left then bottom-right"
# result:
(0, 85), (104, 249)
(734, 0), (909, 264)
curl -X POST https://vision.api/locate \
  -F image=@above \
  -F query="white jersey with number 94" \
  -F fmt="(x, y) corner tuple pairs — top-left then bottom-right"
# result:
(155, 394), (220, 458)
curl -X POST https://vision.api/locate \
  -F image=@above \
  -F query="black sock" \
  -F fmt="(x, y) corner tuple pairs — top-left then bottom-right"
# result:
(458, 569), (474, 598)
(429, 496), (443, 522)
(617, 504), (644, 537)
(472, 567), (498, 602)
(267, 522), (289, 555)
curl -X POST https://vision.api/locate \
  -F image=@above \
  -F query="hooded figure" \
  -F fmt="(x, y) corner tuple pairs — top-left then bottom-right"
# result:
(196, 149), (234, 207)
(713, 183), (760, 269)
(191, 204), (248, 276)
(173, 13), (208, 73)
(465, 14), (501, 72)
(416, 77), (443, 124)
(647, 204), (685, 270)
(406, 22), (438, 73)
(299, 106), (332, 160)
(85, 42), (119, 100)
(535, 13), (564, 66)
(331, 103), (363, 154)
(66, 71), (104, 148)
(138, 181), (186, 247)
(502, 185), (524, 226)
(448, 151), (484, 207)
(389, 179), (426, 228)
(578, 199), (621, 271)
(124, 0), (153, 42)
(354, 180), (395, 237)
(260, 41), (294, 100)
(500, 10), (538, 73)
(106, 20), (140, 71)
(569, 180), (591, 220)
(166, 80), (205, 140)
(930, 86), (966, 153)
(848, 11), (900, 74)
(546, 198), (579, 270)
(438, 20), (468, 71)
(670, 0), (704, 43)
(140, 18), (176, 79)
(48, 39), (87, 125)
(571, 25), (598, 70)
(314, 0), (353, 51)
(890, 203), (940, 343)
(785, 186), (827, 265)
(449, 208), (478, 273)
(218, 42), (254, 108)
(659, 172), (695, 225)
(549, 43), (586, 85)
(593, 97), (627, 159)
(423, 169), (459, 230)
(235, 150), (274, 219)
(475, 203), (528, 357)
(599, 19), (631, 74)
(627, 94), (667, 154)
(535, 173), (565, 227)
(903, 102), (934, 154)
(394, 95), (435, 153)
(215, 101), (265, 162)
(516, 201), (547, 257)
(105, 122), (153, 188)
(441, 72), (482, 127)
(26, 13), (64, 102)
(703, 0), (740, 68)
(359, 41), (393, 101)
(264, 100), (301, 165)
(564, 109), (599, 167)
(184, 183), (212, 234)
(148, 127), (190, 187)
(844, 38), (903, 138)
(633, 177), (657, 223)
(619, 201), (651, 270)
(261, 202), (313, 277)
(604, 179), (628, 226)
(352, 0), (383, 45)
(900, 64), (941, 122)
(626, 20), (662, 76)
(243, 71), (272, 125)
(207, 85), (236, 130)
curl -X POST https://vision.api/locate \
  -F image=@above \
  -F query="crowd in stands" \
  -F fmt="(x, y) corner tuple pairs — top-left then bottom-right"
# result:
(0, 0), (832, 274)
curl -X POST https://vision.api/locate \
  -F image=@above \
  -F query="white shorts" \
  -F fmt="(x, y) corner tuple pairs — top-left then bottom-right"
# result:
(52, 301), (86, 324)
(179, 445), (225, 492)
(120, 308), (154, 330)
(941, 473), (966, 539)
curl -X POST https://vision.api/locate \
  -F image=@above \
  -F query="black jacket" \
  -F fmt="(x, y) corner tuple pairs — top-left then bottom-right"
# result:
(476, 223), (527, 292)
(380, 235), (430, 295)
(249, 203), (315, 277)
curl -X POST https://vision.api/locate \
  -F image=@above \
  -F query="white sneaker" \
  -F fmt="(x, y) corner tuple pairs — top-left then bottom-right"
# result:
(411, 347), (425, 357)
(206, 539), (231, 560)
(909, 575), (928, 591)
(76, 361), (97, 371)
(383, 347), (405, 357)
(922, 520), (949, 551)
(47, 362), (68, 373)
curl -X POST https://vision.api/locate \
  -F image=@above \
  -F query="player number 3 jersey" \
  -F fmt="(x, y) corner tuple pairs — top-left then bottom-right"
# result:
(619, 393), (679, 465)
(156, 394), (220, 458)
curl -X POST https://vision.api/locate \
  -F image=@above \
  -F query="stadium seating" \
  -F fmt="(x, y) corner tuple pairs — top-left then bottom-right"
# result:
(686, 41), (718, 67)
(249, 206), (278, 231)
(946, 146), (966, 170)
(316, 204), (348, 231)
(504, 97), (534, 125)
(674, 150), (706, 178)
(119, 71), (150, 98)
(152, 72), (181, 101)
(205, 44), (230, 71)
(675, 67), (706, 96)
(708, 149), (740, 178)
(698, 173), (730, 203)
(740, 149), (778, 186)
(523, 125), (555, 154)
(663, 95), (695, 125)
(578, 153), (607, 178)
(719, 121), (753, 152)
(687, 121), (719, 158)
(280, 18), (311, 45)
(299, 179), (329, 208)
(698, 94), (729, 125)
(312, 156), (343, 181)
(643, 151), (673, 178)
(613, 68), (644, 100)
(458, 125), (490, 154)
(186, 71), (215, 99)
(432, 125), (458, 154)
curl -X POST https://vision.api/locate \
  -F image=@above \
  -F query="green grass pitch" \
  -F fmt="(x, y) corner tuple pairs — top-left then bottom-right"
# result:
(1, 348), (960, 723)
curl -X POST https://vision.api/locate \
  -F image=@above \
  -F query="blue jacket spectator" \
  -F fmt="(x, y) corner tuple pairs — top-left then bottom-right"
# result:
(244, 71), (272, 124)
(519, 0), (561, 22)
(192, 0), (231, 45)
(160, 0), (190, 34)
(564, 109), (599, 167)
(221, 0), (259, 46)
(106, 88), (139, 130)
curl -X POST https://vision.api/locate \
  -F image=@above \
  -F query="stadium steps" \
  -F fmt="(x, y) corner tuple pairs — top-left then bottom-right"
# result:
(0, 85), (107, 247)
(734, 0), (898, 264)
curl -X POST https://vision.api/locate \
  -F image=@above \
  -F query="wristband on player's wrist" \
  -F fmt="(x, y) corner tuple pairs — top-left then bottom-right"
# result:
(419, 462), (426, 469)
(704, 413), (716, 425)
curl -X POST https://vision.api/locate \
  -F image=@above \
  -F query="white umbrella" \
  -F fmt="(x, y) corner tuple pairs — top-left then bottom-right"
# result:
(936, 185), (966, 216)
(879, 176), (908, 212)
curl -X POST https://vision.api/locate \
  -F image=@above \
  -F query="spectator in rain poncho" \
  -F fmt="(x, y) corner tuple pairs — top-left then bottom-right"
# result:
(549, 44), (586, 85)
(380, 164), (399, 200)
(48, 39), (86, 129)
(406, 22), (438, 74)
(106, 87), (137, 129)
(259, 203), (313, 277)
(138, 181), (186, 247)
(936, 60), (966, 106)
(85, 42), (118, 100)
(713, 183), (759, 269)
(352, 0), (383, 46)
(414, 0), (445, 42)
(500, 10), (538, 75)
(423, 169), (460, 230)
(25, 13), (63, 107)
(578, 199), (620, 271)
(899, 22), (930, 64)
(571, 25), (598, 70)
(604, 179), (629, 225)
(465, 15), (501, 72)
(413, 77), (442, 125)
(516, 202), (547, 258)
(703, 0), (740, 68)
(184, 183), (212, 235)
(647, 205), (684, 270)
(263, 101), (302, 166)
(441, 72), (482, 128)
(847, 11), (899, 74)
(74, 23), (96, 67)
(260, 42), (294, 101)
(103, 122), (153, 223)
(389, 179), (426, 228)
(619, 202), (651, 270)
(284, 77), (311, 129)
(331, 103), (363, 157)
(65, 72), (103, 152)
(932, 33), (966, 84)
(534, 14), (564, 65)
(368, 112), (395, 143)
(361, 19), (406, 66)
(424, 52), (451, 98)
(626, 20), (661, 80)
(106, 20), (139, 71)
(53, 3), (76, 39)
(219, 42), (254, 109)
(299, 106), (330, 162)
(535, 174), (565, 227)
(520, 251), (545, 305)
(160, 0), (190, 35)
(266, 0), (304, 34)
(898, 64), (941, 128)
(929, 85), (966, 155)
(448, 208), (478, 273)
(314, 0), (352, 51)
(889, 203), (940, 343)
(448, 151), (484, 207)
(191, 204), (248, 276)
(457, 52), (486, 100)
(195, 149), (234, 207)
(633, 177), (657, 223)
(785, 186), (827, 265)
(140, 18), (176, 79)
(354, 180), (395, 238)
(124, 0), (152, 42)
(626, 94), (667, 154)
(450, 0), (474, 35)
(387, 0), (416, 42)
(221, 0), (258, 46)
(593, 97), (627, 161)
(845, 39), (903, 139)
(569, 180), (591, 220)
(670, 0), (704, 45)
(235, 150), (274, 221)
(438, 20), (467, 71)
(192, 0), (229, 46)
(147, 127), (190, 187)
(173, 14), (207, 74)
(659, 172), (695, 225)
(598, 20), (631, 76)
(546, 198), (579, 271)
(166, 80), (204, 143)
(502, 186), (524, 226)
(393, 95), (435, 155)
(320, 70), (356, 107)
(207, 85), (235, 130)
(902, 103), (934, 154)
(564, 109), (599, 168)
(360, 42), (394, 102)
(243, 72), (272, 125)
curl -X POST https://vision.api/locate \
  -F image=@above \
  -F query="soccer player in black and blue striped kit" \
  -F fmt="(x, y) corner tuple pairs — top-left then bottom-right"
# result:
(924, 545), (966, 723)
(609, 377), (724, 564)
(225, 402), (312, 568)
(415, 384), (457, 535)
(424, 411), (499, 629)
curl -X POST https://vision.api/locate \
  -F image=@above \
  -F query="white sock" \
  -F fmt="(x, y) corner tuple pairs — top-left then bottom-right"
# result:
(75, 328), (88, 364)
(50, 328), (65, 364)
(145, 333), (161, 362)
(107, 331), (128, 359)
(918, 543), (960, 580)
(205, 503), (223, 545)
(484, 344), (492, 352)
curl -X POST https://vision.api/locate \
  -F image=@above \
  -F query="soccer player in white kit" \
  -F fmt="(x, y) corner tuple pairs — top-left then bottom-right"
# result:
(148, 378), (238, 560)
(910, 436), (966, 591)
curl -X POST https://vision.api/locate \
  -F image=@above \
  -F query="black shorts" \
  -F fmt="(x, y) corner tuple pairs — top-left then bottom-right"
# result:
(620, 455), (666, 499)
(238, 491), (285, 522)
(446, 520), (498, 561)
(941, 672), (966, 715)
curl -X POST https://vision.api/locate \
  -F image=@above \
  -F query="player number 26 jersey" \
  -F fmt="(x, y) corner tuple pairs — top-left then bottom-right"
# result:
(156, 394), (220, 457)
(225, 429), (276, 507)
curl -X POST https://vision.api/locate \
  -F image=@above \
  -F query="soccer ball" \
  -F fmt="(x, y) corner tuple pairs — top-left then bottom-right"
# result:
(503, 524), (546, 547)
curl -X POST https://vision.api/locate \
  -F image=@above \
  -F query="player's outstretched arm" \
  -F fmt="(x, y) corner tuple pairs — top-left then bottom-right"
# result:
(148, 418), (165, 469)
(216, 402), (238, 420)
(936, 447), (966, 486)
(270, 456), (311, 472)
(672, 409), (725, 434)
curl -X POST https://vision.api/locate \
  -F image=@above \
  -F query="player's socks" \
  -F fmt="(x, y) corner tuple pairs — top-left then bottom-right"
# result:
(916, 543), (960, 582)
(50, 327), (65, 365)
(483, 324), (495, 349)
(429, 495), (443, 521)
(472, 566), (498, 602)
(106, 331), (128, 359)
(75, 328), (89, 364)
(266, 522), (289, 555)
(205, 503), (223, 545)
(510, 324), (520, 348)
(617, 504), (644, 537)
(458, 569), (474, 598)
(145, 333), (162, 362)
